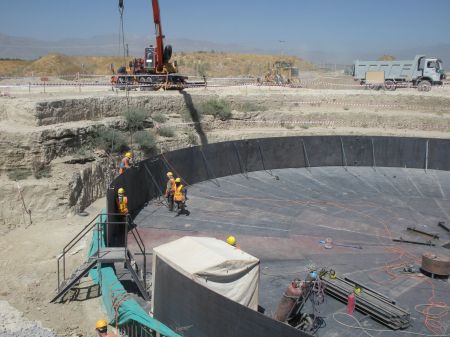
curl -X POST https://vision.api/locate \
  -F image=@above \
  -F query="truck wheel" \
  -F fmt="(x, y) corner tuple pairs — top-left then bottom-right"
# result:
(384, 80), (396, 91)
(418, 80), (431, 92)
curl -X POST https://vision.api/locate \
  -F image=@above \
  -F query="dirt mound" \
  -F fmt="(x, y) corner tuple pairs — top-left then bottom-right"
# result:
(20, 53), (83, 76)
(174, 52), (314, 77)
(0, 59), (31, 76)
(0, 52), (314, 77)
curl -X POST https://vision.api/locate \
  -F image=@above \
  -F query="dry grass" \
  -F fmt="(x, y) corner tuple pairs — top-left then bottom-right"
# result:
(0, 52), (314, 77)
(174, 52), (314, 77)
(0, 59), (32, 76)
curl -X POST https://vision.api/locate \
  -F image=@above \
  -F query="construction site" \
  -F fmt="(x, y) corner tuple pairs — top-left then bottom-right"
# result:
(1, 1), (450, 337)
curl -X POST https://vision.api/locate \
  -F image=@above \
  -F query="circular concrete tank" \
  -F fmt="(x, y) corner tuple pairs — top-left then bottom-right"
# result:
(109, 136), (450, 337)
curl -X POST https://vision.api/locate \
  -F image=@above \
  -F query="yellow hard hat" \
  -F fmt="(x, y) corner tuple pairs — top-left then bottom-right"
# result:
(95, 319), (108, 330)
(167, 171), (173, 177)
(118, 187), (125, 194)
(175, 177), (181, 183)
(125, 152), (133, 159)
(226, 235), (236, 246)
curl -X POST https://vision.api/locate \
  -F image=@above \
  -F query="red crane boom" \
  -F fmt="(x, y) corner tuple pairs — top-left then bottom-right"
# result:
(152, 0), (164, 72)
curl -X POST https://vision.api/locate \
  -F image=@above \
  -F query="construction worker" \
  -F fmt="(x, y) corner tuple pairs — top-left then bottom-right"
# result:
(116, 188), (129, 215)
(119, 152), (133, 175)
(165, 171), (176, 211)
(95, 320), (115, 337)
(174, 177), (189, 216)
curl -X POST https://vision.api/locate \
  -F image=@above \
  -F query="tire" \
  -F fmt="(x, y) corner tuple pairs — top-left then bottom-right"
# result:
(384, 80), (396, 91)
(418, 80), (431, 92)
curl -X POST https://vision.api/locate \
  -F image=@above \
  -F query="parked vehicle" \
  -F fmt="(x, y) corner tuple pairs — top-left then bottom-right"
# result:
(352, 55), (446, 91)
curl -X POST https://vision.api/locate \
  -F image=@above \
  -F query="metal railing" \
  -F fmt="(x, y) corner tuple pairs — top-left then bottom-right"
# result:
(56, 212), (129, 292)
(129, 225), (148, 291)
(56, 212), (104, 292)
(119, 320), (158, 337)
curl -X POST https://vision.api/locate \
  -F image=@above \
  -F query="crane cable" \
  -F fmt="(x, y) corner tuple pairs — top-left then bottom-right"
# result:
(118, 0), (127, 62)
(118, 0), (131, 105)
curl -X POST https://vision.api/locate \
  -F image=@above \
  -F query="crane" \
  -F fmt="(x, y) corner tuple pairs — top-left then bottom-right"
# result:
(112, 0), (203, 90)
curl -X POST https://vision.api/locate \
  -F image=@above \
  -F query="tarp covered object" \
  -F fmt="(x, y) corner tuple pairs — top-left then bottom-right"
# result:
(88, 212), (180, 337)
(152, 236), (260, 311)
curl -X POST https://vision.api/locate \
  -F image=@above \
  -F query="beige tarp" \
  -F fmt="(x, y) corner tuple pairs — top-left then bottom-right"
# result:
(152, 236), (260, 310)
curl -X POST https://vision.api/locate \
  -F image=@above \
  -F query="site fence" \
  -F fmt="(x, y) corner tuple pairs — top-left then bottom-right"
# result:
(1, 73), (448, 92)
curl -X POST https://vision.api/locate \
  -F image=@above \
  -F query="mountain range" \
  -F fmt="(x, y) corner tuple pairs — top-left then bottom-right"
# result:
(1, 33), (449, 66)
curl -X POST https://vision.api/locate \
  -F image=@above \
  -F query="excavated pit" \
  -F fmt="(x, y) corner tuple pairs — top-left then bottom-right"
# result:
(135, 166), (450, 337)
(108, 135), (450, 337)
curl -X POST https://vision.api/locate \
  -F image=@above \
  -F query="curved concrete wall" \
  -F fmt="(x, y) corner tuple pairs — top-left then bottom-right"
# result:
(109, 136), (450, 223)
(106, 135), (450, 337)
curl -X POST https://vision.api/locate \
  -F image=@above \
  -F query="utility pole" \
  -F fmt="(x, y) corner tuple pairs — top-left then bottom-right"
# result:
(278, 40), (286, 57)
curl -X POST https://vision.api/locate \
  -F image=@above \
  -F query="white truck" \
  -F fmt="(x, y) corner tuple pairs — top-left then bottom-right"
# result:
(352, 55), (445, 91)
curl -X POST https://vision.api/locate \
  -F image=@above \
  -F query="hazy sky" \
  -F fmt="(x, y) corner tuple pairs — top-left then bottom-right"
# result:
(1, 0), (450, 53)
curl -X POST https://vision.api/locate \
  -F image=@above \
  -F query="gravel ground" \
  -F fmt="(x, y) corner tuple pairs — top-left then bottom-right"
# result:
(0, 301), (57, 337)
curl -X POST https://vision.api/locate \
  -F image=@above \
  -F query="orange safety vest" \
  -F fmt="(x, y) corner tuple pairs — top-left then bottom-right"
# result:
(174, 185), (185, 202)
(117, 195), (128, 214)
(119, 157), (130, 175)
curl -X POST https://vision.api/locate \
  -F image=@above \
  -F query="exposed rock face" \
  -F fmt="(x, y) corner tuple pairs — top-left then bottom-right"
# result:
(68, 158), (113, 213)
(1, 88), (449, 232)
(34, 95), (192, 126)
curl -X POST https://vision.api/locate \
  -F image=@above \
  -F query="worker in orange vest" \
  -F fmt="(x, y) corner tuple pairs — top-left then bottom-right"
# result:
(174, 178), (189, 216)
(95, 319), (115, 337)
(116, 188), (129, 215)
(119, 152), (133, 175)
(164, 171), (176, 211)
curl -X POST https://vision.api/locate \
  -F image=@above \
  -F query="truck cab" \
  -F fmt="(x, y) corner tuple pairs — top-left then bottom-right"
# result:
(418, 57), (445, 85)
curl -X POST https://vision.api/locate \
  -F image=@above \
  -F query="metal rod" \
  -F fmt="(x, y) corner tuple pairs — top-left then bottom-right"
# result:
(438, 221), (449, 233)
(143, 163), (167, 204)
(371, 138), (376, 170)
(257, 141), (274, 177)
(407, 226), (439, 239)
(200, 148), (220, 187)
(425, 140), (429, 172)
(57, 259), (60, 292)
(344, 277), (396, 304)
(340, 137), (348, 170)
(301, 139), (311, 171)
(334, 243), (362, 249)
(233, 142), (248, 178)
(392, 238), (435, 246)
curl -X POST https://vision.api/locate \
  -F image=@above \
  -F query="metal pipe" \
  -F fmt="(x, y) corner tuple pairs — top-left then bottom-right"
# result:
(438, 221), (449, 233)
(301, 139), (311, 170)
(57, 260), (60, 292)
(371, 138), (376, 169)
(393, 238), (435, 246)
(407, 226), (439, 239)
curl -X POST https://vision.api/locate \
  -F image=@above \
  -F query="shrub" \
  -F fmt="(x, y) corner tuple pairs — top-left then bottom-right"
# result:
(31, 160), (51, 179)
(151, 112), (167, 123)
(94, 127), (128, 153)
(73, 145), (93, 158)
(239, 101), (260, 112)
(134, 130), (157, 154)
(187, 131), (198, 145)
(123, 109), (148, 132)
(201, 98), (232, 121)
(158, 126), (175, 138)
(7, 168), (32, 181)
(281, 122), (295, 130)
